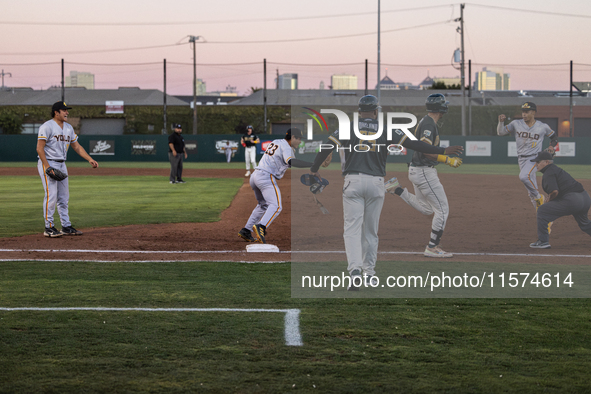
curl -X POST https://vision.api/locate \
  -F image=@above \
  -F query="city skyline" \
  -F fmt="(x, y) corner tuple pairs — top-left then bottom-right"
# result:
(1, 0), (590, 95)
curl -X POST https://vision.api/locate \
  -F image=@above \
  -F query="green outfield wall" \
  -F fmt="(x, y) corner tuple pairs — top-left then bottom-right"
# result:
(1, 134), (590, 165)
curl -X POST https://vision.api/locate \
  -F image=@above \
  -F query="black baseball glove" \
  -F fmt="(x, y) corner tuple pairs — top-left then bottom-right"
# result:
(46, 167), (68, 181)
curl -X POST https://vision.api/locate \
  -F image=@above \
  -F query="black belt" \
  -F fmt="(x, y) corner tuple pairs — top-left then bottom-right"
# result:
(518, 154), (536, 159)
(345, 172), (378, 176)
(49, 159), (65, 163)
(410, 164), (434, 168)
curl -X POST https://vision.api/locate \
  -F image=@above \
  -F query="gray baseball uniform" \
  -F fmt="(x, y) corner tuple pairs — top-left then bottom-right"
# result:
(37, 119), (77, 228)
(498, 119), (557, 206)
(400, 115), (449, 249)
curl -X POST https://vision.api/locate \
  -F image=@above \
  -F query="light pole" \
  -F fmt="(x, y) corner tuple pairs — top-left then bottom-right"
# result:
(189, 35), (200, 134)
(0, 69), (12, 90)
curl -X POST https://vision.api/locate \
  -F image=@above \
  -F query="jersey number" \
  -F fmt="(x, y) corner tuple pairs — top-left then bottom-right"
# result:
(358, 130), (377, 152)
(265, 143), (279, 156)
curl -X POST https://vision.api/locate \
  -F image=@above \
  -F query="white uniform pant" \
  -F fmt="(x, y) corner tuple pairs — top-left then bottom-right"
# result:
(225, 149), (232, 163)
(518, 156), (541, 208)
(245, 170), (282, 230)
(342, 173), (385, 276)
(38, 159), (71, 228)
(401, 166), (449, 246)
(245, 146), (257, 170)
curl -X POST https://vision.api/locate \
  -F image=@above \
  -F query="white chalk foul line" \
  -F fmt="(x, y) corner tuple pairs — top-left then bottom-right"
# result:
(2, 248), (589, 258)
(0, 307), (303, 347)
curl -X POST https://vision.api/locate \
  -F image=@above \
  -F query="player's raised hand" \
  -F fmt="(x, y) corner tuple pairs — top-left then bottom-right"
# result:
(498, 114), (506, 123)
(444, 145), (464, 156)
(446, 156), (462, 168)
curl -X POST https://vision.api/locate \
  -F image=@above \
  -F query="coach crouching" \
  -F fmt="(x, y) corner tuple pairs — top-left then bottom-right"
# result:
(529, 151), (591, 249)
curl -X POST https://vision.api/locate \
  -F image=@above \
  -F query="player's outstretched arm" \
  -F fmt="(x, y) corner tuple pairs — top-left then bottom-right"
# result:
(71, 141), (99, 168)
(310, 140), (337, 173)
(402, 139), (463, 156)
(289, 158), (314, 168)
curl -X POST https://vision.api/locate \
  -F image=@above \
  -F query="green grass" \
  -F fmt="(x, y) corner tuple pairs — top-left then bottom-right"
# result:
(1, 261), (591, 392)
(0, 161), (251, 170)
(0, 176), (243, 237)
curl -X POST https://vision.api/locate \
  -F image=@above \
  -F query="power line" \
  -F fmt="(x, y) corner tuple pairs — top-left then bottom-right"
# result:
(0, 43), (188, 56)
(206, 20), (452, 44)
(0, 5), (455, 26)
(467, 3), (591, 19)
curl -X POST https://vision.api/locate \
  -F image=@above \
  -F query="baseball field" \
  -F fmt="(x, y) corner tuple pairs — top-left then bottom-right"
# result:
(1, 162), (591, 392)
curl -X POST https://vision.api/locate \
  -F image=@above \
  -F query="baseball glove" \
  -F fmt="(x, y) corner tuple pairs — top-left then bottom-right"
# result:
(321, 152), (333, 168)
(544, 146), (557, 157)
(46, 167), (68, 181)
(300, 174), (329, 194)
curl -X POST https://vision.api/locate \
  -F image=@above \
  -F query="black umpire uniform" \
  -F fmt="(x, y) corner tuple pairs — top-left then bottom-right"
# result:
(168, 123), (187, 183)
(531, 151), (591, 248)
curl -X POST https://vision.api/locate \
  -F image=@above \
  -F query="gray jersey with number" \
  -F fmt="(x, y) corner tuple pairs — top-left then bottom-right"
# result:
(38, 119), (78, 161)
(504, 119), (555, 157)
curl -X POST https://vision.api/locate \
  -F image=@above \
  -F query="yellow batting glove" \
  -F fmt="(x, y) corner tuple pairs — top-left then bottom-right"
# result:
(446, 156), (462, 168)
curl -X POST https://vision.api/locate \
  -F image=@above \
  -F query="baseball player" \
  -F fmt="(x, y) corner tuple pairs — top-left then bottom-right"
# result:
(36, 101), (99, 237)
(310, 95), (464, 289)
(529, 151), (591, 249)
(389, 93), (462, 258)
(241, 125), (260, 177)
(224, 141), (233, 163)
(498, 102), (558, 210)
(238, 128), (312, 244)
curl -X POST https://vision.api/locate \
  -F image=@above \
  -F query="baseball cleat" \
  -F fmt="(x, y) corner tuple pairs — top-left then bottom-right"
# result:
(424, 246), (453, 258)
(348, 269), (362, 291)
(176, 180), (186, 184)
(245, 171), (250, 177)
(44, 227), (63, 238)
(169, 180), (177, 184)
(364, 275), (379, 287)
(530, 240), (551, 249)
(384, 177), (400, 194)
(252, 224), (267, 244)
(238, 227), (255, 242)
(61, 226), (83, 236)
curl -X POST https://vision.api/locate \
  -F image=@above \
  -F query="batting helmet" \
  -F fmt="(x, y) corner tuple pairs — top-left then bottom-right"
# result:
(358, 95), (380, 112)
(425, 93), (449, 113)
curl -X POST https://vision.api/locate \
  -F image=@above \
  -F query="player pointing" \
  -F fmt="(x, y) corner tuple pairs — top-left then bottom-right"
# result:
(497, 102), (558, 210)
(238, 128), (313, 244)
(36, 101), (99, 237)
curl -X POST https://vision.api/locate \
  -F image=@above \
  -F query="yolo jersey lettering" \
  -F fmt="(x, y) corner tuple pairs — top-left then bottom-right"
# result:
(411, 115), (440, 167)
(255, 139), (294, 179)
(38, 119), (78, 161)
(329, 118), (409, 177)
(504, 119), (555, 157)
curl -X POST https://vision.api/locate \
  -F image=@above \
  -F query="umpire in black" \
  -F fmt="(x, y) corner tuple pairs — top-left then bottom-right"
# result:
(168, 123), (187, 184)
(530, 151), (591, 248)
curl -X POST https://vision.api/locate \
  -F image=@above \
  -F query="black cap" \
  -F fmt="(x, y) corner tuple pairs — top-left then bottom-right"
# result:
(521, 102), (537, 111)
(530, 151), (554, 162)
(52, 101), (72, 112)
(173, 123), (182, 129)
(285, 127), (303, 139)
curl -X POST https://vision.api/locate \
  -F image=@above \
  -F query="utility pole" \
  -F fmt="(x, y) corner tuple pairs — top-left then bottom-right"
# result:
(377, 0), (381, 103)
(61, 59), (65, 101)
(276, 69), (279, 89)
(263, 59), (267, 134)
(163, 59), (167, 135)
(0, 69), (12, 89)
(189, 35), (200, 135)
(365, 59), (368, 95)
(458, 4), (466, 136)
(468, 59), (472, 135)
(569, 60), (574, 137)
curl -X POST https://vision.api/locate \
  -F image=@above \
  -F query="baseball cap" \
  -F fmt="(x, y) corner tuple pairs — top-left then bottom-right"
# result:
(52, 101), (72, 112)
(530, 151), (553, 162)
(285, 128), (303, 139)
(521, 102), (537, 111)
(173, 123), (182, 129)
(246, 125), (253, 130)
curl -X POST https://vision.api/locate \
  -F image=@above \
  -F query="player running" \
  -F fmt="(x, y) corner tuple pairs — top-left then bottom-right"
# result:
(497, 102), (558, 210)
(238, 128), (312, 244)
(390, 93), (462, 258)
(310, 95), (463, 289)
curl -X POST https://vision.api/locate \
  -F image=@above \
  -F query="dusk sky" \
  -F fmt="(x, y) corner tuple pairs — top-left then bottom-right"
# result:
(2, 0), (590, 95)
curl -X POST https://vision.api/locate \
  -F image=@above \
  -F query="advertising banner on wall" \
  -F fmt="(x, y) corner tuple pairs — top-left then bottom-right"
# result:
(131, 140), (156, 155)
(466, 141), (492, 156)
(89, 140), (115, 156)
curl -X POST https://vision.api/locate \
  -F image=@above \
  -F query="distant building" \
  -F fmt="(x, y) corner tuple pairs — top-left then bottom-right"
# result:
(319, 81), (325, 90)
(376, 75), (398, 90)
(208, 85), (239, 97)
(65, 71), (94, 90)
(277, 73), (298, 90)
(418, 75), (434, 90)
(475, 67), (510, 90)
(331, 74), (358, 90)
(195, 78), (206, 96)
